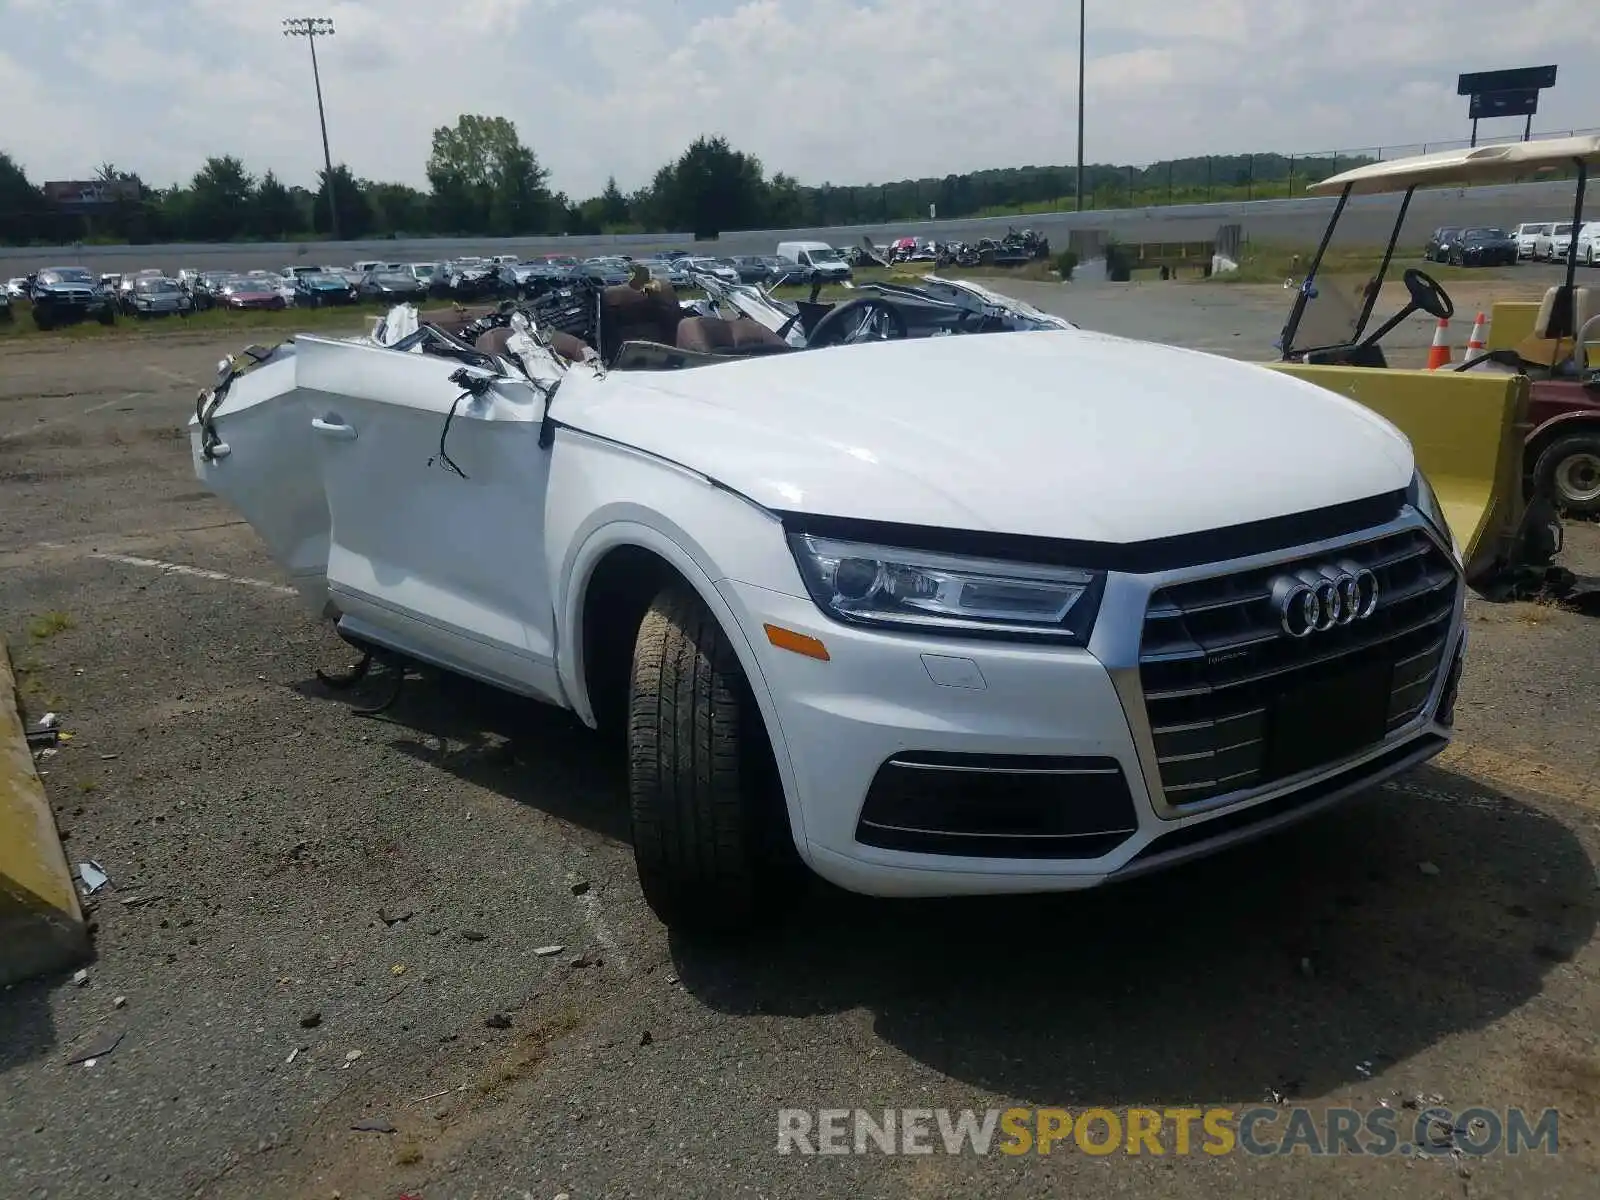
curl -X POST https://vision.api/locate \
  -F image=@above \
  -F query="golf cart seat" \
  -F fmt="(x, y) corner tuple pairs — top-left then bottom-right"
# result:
(1513, 284), (1596, 374)
(674, 316), (791, 356)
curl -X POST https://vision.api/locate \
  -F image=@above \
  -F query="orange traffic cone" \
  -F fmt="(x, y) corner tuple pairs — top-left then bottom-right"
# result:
(1426, 316), (1453, 370)
(1462, 311), (1488, 365)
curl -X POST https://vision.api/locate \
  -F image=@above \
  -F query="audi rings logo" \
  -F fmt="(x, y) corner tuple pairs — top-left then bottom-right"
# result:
(1271, 564), (1379, 638)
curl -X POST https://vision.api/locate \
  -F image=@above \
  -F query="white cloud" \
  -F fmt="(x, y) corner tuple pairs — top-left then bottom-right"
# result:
(1, 0), (1595, 197)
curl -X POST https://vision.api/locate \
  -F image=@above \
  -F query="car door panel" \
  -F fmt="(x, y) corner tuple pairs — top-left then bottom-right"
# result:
(298, 335), (563, 705)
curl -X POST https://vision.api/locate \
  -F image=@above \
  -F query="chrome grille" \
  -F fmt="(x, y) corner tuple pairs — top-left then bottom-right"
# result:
(1138, 528), (1458, 807)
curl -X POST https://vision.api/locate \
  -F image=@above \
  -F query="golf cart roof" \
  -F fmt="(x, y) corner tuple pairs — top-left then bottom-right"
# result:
(1309, 134), (1600, 197)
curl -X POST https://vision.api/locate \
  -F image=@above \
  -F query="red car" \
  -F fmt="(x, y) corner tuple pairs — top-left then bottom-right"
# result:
(218, 277), (287, 311)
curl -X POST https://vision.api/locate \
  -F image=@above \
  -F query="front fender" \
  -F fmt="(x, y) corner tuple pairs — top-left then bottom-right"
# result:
(546, 432), (815, 859)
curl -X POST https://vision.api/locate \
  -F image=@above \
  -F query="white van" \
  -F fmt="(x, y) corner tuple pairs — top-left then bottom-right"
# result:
(774, 240), (852, 282)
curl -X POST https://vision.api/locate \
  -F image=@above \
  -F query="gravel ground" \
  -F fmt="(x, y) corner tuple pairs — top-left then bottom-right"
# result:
(1, 295), (1598, 1200)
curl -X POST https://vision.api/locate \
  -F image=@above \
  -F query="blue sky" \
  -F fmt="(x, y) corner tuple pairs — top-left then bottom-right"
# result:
(2, 0), (1596, 198)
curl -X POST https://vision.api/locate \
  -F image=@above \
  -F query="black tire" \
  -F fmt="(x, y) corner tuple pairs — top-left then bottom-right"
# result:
(33, 309), (53, 332)
(627, 584), (801, 932)
(97, 308), (114, 326)
(1534, 432), (1600, 516)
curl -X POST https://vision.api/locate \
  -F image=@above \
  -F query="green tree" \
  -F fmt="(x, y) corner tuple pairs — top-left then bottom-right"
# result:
(312, 164), (371, 239)
(649, 135), (770, 237)
(365, 181), (430, 235)
(188, 155), (256, 240)
(598, 175), (629, 227)
(426, 113), (553, 235)
(253, 170), (300, 239)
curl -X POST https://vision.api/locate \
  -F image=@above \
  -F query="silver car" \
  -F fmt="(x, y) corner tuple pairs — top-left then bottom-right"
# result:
(127, 275), (193, 317)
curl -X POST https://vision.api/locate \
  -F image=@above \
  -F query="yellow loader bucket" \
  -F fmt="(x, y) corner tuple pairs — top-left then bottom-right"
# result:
(1267, 363), (1529, 588)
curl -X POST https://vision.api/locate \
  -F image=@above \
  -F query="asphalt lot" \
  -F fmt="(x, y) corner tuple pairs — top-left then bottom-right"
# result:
(1, 286), (1598, 1200)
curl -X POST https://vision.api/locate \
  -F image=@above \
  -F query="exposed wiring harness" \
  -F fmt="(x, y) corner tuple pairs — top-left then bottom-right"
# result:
(429, 366), (497, 480)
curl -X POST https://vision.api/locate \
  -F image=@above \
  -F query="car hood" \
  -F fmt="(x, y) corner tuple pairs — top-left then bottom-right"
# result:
(553, 328), (1414, 544)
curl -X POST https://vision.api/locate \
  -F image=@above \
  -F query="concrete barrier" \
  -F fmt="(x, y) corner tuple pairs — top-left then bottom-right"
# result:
(0, 636), (89, 986)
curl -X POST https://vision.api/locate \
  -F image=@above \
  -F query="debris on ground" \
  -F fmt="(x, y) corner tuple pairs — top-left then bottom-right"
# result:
(460, 929), (487, 942)
(350, 1118), (397, 1134)
(1298, 956), (1314, 979)
(72, 969), (89, 987)
(300, 1011), (322, 1029)
(112, 996), (127, 1009)
(1354, 1059), (1374, 1078)
(569, 953), (600, 970)
(378, 907), (414, 927)
(1418, 861), (1441, 877)
(119, 894), (160, 908)
(639, 1030), (653, 1046)
(570, 880), (591, 896)
(66, 1029), (124, 1066)
(485, 1013), (512, 1030)
(343, 1049), (363, 1067)
(75, 861), (109, 894)
(532, 945), (564, 957)
(38, 711), (60, 730)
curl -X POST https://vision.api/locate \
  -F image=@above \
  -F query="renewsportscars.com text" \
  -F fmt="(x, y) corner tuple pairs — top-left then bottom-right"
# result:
(777, 1106), (1560, 1157)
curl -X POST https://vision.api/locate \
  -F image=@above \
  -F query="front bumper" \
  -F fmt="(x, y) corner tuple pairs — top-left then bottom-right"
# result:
(720, 513), (1465, 898)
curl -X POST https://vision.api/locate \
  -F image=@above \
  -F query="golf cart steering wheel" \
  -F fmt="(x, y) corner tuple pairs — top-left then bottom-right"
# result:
(1403, 268), (1454, 320)
(806, 297), (909, 349)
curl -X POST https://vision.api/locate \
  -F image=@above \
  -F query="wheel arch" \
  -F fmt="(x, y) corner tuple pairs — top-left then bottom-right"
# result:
(1523, 411), (1600, 480)
(561, 521), (814, 860)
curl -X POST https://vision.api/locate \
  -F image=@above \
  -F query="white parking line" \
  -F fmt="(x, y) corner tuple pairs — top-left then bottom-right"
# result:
(146, 365), (199, 387)
(92, 552), (298, 596)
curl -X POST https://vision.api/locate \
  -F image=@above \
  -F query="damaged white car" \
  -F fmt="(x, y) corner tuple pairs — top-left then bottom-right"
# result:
(191, 266), (1466, 932)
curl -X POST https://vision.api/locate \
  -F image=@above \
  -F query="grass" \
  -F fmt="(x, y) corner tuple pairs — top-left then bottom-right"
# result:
(0, 298), (381, 343)
(27, 612), (75, 640)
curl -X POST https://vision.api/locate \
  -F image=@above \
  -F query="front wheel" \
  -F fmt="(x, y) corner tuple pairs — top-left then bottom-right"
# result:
(1535, 433), (1600, 515)
(627, 584), (803, 932)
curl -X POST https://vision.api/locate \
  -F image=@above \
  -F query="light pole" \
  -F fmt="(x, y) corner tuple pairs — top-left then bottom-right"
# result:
(283, 16), (339, 240)
(1075, 0), (1086, 212)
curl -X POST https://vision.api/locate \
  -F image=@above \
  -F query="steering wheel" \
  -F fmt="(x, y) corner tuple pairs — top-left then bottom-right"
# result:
(1402, 268), (1454, 320)
(806, 296), (909, 349)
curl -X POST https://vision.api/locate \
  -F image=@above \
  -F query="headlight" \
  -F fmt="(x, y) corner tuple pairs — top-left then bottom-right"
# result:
(1407, 468), (1459, 559)
(787, 533), (1104, 643)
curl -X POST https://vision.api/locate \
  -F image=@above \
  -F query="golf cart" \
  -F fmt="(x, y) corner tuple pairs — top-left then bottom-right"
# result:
(1269, 135), (1600, 598)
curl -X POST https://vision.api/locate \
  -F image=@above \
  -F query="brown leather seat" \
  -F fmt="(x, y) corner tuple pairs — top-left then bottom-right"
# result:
(674, 316), (789, 355)
(600, 282), (682, 360)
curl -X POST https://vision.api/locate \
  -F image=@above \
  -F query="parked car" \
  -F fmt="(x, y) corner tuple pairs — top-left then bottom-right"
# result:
(4, 277), (28, 299)
(1576, 222), (1600, 267)
(116, 268), (165, 313)
(576, 257), (632, 287)
(1447, 227), (1518, 267)
(126, 275), (193, 318)
(681, 256), (740, 285)
(217, 276), (288, 311)
(293, 271), (359, 307)
(27, 266), (117, 330)
(189, 270), (235, 311)
(1511, 222), (1552, 259)
(1534, 223), (1575, 261)
(1423, 227), (1461, 262)
(501, 261), (573, 298)
(357, 269), (429, 304)
(405, 262), (438, 288)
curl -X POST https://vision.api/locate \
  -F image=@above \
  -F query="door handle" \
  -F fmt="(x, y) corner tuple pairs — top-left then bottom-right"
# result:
(312, 417), (358, 441)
